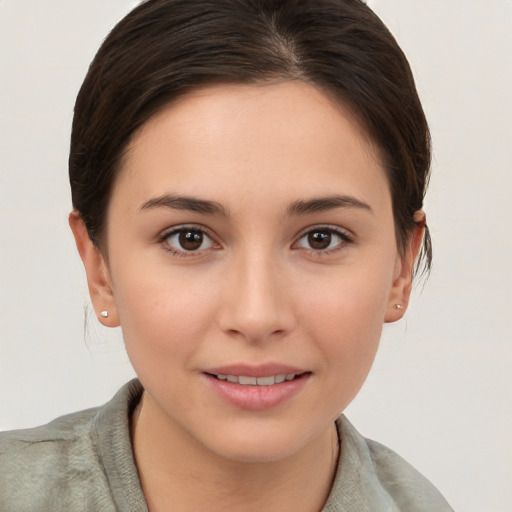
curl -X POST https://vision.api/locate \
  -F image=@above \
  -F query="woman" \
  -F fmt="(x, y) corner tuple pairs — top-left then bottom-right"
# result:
(0, 0), (453, 510)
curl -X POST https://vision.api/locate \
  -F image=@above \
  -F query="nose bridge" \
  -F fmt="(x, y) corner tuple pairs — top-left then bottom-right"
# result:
(219, 246), (293, 341)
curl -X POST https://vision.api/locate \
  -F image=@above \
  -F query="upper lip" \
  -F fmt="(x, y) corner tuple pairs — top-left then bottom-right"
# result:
(203, 364), (309, 378)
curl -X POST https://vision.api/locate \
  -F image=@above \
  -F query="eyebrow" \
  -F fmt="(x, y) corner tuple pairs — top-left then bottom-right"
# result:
(140, 194), (229, 217)
(286, 195), (373, 216)
(139, 193), (371, 218)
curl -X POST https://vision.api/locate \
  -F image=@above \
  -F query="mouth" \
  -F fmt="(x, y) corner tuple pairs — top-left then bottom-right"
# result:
(205, 372), (308, 386)
(203, 368), (311, 410)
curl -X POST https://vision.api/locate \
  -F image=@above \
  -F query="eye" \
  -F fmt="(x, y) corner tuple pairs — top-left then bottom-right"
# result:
(163, 227), (215, 254)
(295, 227), (351, 252)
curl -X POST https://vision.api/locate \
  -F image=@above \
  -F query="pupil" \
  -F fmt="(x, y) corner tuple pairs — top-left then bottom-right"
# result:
(308, 231), (331, 250)
(179, 230), (203, 251)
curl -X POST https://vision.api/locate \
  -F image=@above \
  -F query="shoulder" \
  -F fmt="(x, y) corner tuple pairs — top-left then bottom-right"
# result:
(0, 380), (144, 512)
(364, 437), (453, 511)
(0, 404), (101, 470)
(0, 404), (99, 449)
(323, 416), (454, 512)
(0, 406), (104, 510)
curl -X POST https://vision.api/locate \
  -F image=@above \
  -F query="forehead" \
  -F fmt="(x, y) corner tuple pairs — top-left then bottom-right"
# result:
(114, 81), (390, 214)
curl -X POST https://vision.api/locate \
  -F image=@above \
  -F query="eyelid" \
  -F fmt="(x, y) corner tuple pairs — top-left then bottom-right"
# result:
(294, 224), (354, 241)
(158, 224), (221, 255)
(292, 224), (354, 252)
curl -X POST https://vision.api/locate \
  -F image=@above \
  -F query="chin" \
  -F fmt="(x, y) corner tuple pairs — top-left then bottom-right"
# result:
(198, 420), (319, 464)
(212, 441), (303, 464)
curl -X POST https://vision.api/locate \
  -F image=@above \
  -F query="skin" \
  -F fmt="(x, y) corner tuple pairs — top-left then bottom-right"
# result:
(70, 81), (423, 511)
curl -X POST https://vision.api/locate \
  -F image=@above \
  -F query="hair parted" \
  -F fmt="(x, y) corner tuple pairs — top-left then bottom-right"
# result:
(69, 0), (432, 274)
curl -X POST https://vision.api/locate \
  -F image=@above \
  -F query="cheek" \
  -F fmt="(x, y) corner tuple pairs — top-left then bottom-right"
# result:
(111, 264), (219, 365)
(301, 259), (393, 330)
(298, 262), (393, 379)
(306, 302), (383, 414)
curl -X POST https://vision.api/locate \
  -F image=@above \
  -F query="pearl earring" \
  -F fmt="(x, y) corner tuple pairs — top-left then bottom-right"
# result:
(100, 310), (109, 318)
(394, 304), (404, 310)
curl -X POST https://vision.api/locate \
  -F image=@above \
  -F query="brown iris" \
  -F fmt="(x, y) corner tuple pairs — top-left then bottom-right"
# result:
(308, 230), (332, 250)
(179, 230), (204, 251)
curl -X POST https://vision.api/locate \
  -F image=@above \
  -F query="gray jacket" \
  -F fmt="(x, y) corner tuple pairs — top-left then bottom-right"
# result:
(0, 380), (453, 511)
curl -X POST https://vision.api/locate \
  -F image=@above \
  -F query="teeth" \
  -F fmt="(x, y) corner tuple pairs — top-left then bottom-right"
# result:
(215, 373), (299, 386)
(238, 376), (257, 385)
(256, 376), (275, 386)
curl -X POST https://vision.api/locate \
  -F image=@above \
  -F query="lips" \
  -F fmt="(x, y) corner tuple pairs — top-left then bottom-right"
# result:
(203, 364), (311, 410)
(208, 373), (302, 386)
(204, 364), (308, 378)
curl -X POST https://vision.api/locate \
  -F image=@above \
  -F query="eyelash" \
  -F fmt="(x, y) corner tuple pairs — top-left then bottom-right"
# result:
(158, 225), (218, 257)
(293, 225), (354, 256)
(157, 224), (353, 257)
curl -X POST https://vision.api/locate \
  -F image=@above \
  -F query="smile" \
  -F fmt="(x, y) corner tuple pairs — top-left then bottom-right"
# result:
(211, 373), (302, 386)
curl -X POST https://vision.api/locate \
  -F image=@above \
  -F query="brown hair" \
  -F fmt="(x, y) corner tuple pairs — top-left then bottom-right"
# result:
(69, 0), (432, 273)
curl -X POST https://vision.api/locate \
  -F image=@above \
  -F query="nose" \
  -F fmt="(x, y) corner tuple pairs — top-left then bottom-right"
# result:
(217, 251), (296, 343)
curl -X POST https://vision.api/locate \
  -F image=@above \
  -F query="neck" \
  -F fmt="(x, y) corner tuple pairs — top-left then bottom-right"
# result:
(131, 392), (340, 512)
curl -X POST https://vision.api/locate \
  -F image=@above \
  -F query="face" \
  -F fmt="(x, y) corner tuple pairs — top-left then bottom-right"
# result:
(74, 82), (416, 463)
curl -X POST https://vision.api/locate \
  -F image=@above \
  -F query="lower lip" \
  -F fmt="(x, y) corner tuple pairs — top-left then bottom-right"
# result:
(204, 374), (310, 410)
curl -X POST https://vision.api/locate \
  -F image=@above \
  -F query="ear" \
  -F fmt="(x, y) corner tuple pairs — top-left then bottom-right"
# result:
(384, 211), (425, 323)
(69, 211), (120, 327)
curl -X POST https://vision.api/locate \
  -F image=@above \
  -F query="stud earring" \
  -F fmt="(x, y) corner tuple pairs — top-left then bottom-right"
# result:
(394, 304), (404, 310)
(100, 310), (109, 318)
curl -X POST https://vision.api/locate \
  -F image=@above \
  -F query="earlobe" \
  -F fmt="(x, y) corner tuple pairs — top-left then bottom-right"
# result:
(68, 211), (120, 327)
(384, 211), (426, 323)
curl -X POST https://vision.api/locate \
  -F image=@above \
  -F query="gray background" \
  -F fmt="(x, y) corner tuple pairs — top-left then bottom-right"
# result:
(1, 1), (511, 510)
